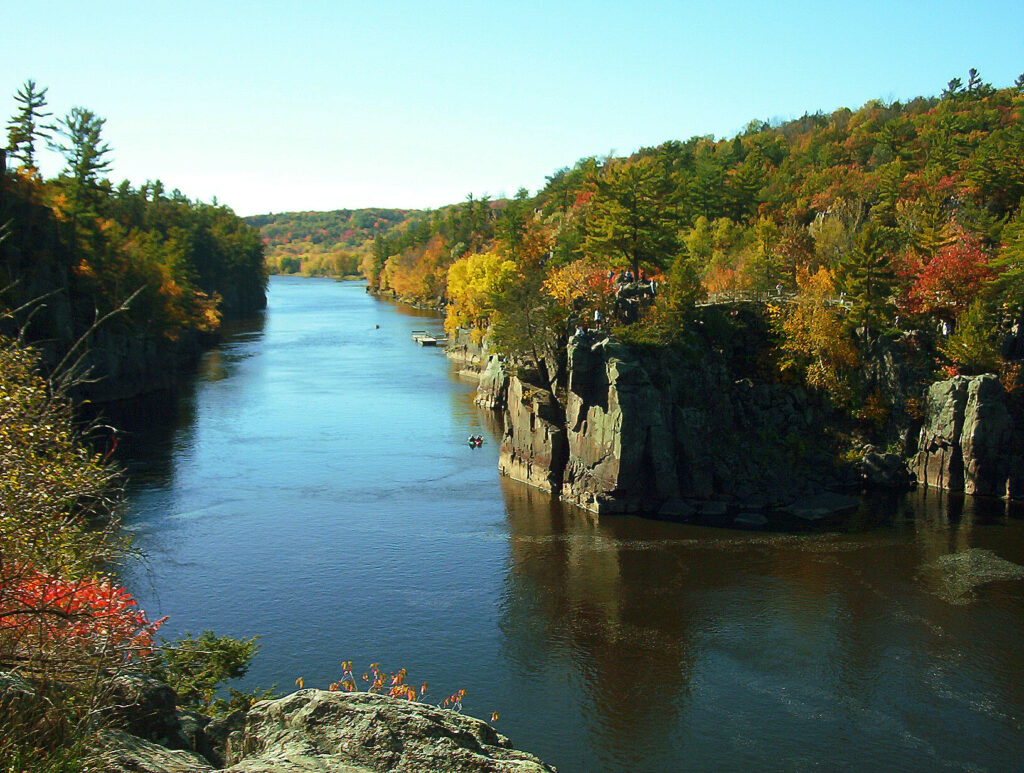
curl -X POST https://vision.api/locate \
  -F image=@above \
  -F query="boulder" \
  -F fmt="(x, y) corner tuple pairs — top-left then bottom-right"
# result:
(102, 673), (181, 747)
(859, 449), (911, 489)
(0, 671), (45, 729)
(223, 689), (556, 773)
(205, 709), (247, 767)
(498, 376), (567, 493)
(912, 375), (1015, 497)
(781, 492), (860, 521)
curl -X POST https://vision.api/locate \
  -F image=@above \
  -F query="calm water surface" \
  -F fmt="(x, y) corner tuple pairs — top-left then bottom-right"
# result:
(117, 276), (1024, 772)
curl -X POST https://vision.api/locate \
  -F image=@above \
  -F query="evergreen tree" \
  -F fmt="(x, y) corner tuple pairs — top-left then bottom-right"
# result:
(940, 299), (1000, 374)
(840, 222), (896, 332)
(5, 79), (52, 169)
(51, 107), (113, 231)
(583, 157), (678, 274)
(988, 205), (1024, 310)
(52, 105), (112, 209)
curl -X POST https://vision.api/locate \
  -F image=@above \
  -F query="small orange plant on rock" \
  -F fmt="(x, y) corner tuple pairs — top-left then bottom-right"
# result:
(317, 661), (477, 717)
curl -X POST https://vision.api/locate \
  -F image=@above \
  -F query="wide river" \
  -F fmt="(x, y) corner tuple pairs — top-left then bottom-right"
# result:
(117, 275), (1024, 772)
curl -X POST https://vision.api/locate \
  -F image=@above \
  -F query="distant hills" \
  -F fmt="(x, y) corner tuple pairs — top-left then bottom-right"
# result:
(245, 208), (426, 277)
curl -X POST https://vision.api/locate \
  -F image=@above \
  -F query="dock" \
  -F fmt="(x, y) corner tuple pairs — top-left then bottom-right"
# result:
(411, 330), (448, 347)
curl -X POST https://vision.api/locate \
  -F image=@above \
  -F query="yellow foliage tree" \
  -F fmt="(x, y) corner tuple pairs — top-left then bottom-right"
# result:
(775, 266), (858, 405)
(542, 259), (615, 327)
(444, 250), (518, 342)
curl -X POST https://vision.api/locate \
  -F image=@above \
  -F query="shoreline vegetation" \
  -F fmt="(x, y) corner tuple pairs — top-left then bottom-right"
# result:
(3, 70), (1024, 770)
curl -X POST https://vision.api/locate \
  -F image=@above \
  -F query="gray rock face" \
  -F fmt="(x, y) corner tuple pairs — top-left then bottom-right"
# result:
(475, 355), (509, 410)
(859, 449), (911, 489)
(102, 673), (181, 747)
(223, 690), (556, 773)
(561, 338), (679, 513)
(447, 327), (487, 367)
(544, 337), (838, 516)
(498, 376), (567, 493)
(913, 375), (1016, 497)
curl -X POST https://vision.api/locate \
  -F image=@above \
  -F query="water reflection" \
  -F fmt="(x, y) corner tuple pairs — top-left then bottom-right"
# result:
(498, 477), (1024, 771)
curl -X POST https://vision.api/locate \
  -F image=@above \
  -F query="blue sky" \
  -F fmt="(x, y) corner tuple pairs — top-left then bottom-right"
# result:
(3, 1), (1022, 216)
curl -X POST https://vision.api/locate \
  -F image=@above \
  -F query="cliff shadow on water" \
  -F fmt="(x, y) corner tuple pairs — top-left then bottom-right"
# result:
(87, 312), (268, 488)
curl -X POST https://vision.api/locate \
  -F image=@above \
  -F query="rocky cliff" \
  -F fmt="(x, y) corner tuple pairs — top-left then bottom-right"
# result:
(912, 374), (1022, 498)
(498, 375), (567, 494)
(496, 333), (856, 521)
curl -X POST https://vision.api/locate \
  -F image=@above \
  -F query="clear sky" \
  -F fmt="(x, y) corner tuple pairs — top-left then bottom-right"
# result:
(3, 1), (1022, 216)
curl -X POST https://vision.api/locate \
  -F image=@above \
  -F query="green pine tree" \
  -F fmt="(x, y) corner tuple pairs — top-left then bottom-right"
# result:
(839, 222), (896, 332)
(5, 79), (52, 169)
(583, 156), (679, 275)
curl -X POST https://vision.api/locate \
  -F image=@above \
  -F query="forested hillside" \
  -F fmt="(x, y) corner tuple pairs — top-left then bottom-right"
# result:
(247, 208), (423, 276)
(1, 81), (268, 398)
(365, 71), (1022, 379)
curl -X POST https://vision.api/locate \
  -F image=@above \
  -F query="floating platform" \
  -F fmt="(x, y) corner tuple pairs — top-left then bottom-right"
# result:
(411, 330), (448, 347)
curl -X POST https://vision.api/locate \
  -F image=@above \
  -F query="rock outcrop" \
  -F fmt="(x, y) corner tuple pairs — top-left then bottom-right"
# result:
(446, 327), (488, 367)
(97, 729), (216, 773)
(561, 338), (679, 514)
(475, 355), (509, 410)
(499, 376), (567, 493)
(223, 690), (555, 773)
(490, 333), (853, 518)
(912, 374), (1019, 498)
(84, 680), (554, 773)
(858, 448), (912, 490)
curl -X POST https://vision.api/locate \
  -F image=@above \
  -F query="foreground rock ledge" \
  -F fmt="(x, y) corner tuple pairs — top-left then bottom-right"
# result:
(223, 690), (556, 773)
(98, 689), (555, 772)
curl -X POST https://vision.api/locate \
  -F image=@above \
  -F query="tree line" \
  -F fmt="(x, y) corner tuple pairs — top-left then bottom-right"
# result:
(2, 80), (268, 367)
(360, 71), (1024, 402)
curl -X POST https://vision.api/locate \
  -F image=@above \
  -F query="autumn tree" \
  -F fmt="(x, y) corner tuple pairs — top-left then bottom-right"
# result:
(903, 227), (992, 320)
(543, 258), (617, 330)
(5, 79), (51, 169)
(740, 217), (784, 299)
(444, 249), (518, 341)
(775, 266), (858, 405)
(0, 329), (164, 766)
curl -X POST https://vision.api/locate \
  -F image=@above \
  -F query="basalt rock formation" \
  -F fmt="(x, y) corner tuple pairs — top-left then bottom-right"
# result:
(912, 374), (1022, 498)
(498, 375), (567, 494)
(224, 690), (555, 773)
(476, 321), (1024, 518)
(497, 333), (850, 518)
(475, 355), (509, 410)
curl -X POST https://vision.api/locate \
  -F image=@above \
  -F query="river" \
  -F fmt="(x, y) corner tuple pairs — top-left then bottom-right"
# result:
(116, 275), (1024, 772)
